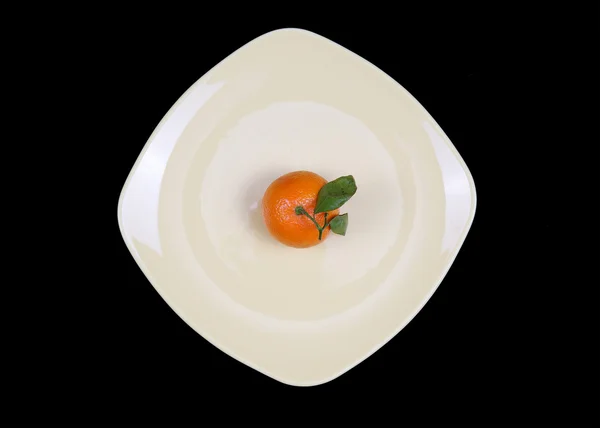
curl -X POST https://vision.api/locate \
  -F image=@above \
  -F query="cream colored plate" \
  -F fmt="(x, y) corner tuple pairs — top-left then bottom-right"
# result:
(117, 28), (476, 386)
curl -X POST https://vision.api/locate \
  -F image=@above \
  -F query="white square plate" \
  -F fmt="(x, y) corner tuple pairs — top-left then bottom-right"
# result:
(117, 28), (476, 386)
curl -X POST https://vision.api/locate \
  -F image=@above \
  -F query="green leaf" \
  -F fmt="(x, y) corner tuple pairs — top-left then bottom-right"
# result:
(314, 175), (357, 214)
(329, 213), (348, 236)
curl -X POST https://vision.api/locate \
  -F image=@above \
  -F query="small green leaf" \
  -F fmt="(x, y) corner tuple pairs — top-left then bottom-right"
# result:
(329, 213), (348, 236)
(314, 175), (357, 214)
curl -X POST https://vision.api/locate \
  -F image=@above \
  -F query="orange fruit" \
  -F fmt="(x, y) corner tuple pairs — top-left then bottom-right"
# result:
(262, 171), (339, 248)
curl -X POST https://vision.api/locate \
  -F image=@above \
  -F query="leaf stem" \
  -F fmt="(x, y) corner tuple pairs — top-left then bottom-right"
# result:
(295, 206), (329, 240)
(320, 212), (328, 240)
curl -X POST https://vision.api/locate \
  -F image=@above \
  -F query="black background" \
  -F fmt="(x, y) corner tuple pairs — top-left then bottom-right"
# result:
(13, 4), (599, 425)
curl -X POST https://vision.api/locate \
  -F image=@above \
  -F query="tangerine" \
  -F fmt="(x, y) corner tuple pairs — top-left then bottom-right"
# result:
(262, 171), (339, 248)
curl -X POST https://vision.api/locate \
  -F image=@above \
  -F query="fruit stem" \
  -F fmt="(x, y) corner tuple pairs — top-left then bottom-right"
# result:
(295, 206), (329, 240)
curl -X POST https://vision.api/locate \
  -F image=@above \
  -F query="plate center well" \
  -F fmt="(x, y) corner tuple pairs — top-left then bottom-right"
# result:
(180, 101), (412, 321)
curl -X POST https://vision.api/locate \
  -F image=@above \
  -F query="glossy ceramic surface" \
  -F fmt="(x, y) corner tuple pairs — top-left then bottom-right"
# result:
(117, 28), (476, 386)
